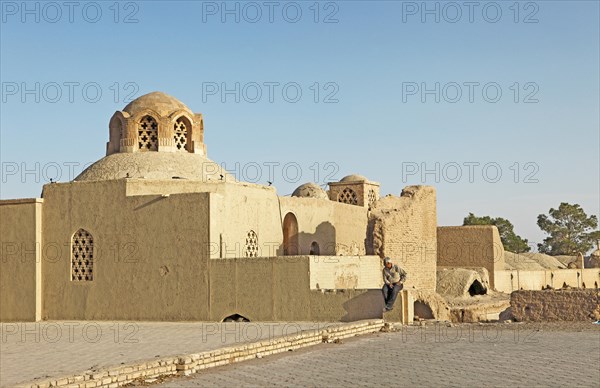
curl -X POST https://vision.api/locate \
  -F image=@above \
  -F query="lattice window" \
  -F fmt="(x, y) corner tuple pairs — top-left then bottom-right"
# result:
(337, 187), (358, 205)
(368, 189), (377, 210)
(245, 230), (259, 257)
(71, 229), (94, 281)
(138, 115), (158, 151)
(173, 117), (189, 151)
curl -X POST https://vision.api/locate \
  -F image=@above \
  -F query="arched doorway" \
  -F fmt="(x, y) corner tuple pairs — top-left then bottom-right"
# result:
(468, 279), (487, 296)
(414, 301), (434, 320)
(310, 241), (320, 255)
(283, 213), (299, 255)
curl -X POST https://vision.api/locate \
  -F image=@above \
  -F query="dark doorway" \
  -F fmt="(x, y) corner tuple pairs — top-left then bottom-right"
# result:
(283, 212), (299, 255)
(310, 241), (320, 255)
(468, 279), (487, 296)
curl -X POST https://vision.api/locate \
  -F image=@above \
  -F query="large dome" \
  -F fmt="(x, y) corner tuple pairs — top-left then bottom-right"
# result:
(123, 91), (192, 116)
(75, 152), (233, 182)
(292, 182), (328, 199)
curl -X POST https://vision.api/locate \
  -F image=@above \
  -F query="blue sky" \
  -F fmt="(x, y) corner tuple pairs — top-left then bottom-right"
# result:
(1, 0), (598, 248)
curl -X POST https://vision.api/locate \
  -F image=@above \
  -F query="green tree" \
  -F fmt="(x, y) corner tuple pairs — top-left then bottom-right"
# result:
(537, 203), (600, 255)
(463, 213), (531, 253)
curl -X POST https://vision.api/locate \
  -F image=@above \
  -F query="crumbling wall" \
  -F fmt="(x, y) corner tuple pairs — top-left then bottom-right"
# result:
(436, 267), (489, 298)
(411, 290), (451, 321)
(368, 186), (437, 291)
(437, 225), (505, 289)
(511, 290), (600, 321)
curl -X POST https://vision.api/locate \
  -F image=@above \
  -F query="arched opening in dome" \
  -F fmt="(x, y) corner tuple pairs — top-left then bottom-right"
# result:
(108, 115), (123, 154)
(174, 116), (192, 152)
(138, 115), (158, 151)
(283, 213), (299, 255)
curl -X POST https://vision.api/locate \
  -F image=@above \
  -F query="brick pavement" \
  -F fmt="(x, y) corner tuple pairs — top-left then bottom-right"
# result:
(162, 323), (600, 387)
(0, 321), (343, 387)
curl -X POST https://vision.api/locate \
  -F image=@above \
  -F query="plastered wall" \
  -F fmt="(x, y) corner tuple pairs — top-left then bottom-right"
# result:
(208, 256), (386, 322)
(0, 199), (43, 321)
(2, 178), (423, 323)
(495, 269), (600, 293)
(278, 197), (368, 256)
(308, 255), (382, 290)
(437, 225), (505, 288)
(41, 180), (212, 320)
(124, 179), (284, 259)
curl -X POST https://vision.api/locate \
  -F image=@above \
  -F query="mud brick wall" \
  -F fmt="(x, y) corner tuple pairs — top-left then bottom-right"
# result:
(511, 290), (600, 321)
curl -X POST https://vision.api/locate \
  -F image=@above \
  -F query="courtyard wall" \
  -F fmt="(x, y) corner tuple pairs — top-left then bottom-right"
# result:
(511, 289), (600, 321)
(0, 199), (43, 321)
(41, 180), (212, 320)
(495, 268), (600, 292)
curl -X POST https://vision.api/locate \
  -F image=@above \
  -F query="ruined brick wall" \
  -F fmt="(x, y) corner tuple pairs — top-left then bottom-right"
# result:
(368, 186), (437, 292)
(511, 290), (600, 321)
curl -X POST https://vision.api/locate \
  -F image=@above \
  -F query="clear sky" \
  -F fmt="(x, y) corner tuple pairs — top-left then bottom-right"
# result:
(1, 0), (598, 249)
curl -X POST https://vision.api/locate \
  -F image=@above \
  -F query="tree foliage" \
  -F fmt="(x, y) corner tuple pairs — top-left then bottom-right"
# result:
(537, 202), (600, 255)
(463, 213), (530, 253)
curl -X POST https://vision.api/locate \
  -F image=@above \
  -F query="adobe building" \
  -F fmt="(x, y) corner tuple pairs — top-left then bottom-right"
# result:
(0, 92), (439, 323)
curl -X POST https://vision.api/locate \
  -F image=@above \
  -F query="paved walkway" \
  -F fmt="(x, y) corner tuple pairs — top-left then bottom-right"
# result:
(0, 321), (342, 387)
(162, 323), (600, 387)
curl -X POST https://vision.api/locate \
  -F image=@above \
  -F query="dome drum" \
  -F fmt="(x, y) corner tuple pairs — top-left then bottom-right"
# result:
(106, 92), (206, 157)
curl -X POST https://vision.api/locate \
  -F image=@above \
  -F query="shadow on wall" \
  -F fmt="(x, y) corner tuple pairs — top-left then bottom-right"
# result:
(281, 219), (337, 256)
(340, 290), (385, 322)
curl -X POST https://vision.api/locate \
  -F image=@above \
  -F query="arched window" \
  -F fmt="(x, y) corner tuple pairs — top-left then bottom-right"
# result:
(337, 187), (358, 205)
(71, 229), (94, 281)
(138, 115), (158, 151)
(245, 230), (259, 257)
(173, 116), (192, 152)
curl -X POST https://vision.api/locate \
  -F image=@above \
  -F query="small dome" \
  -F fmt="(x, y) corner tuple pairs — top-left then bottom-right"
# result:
(292, 183), (328, 199)
(75, 152), (233, 182)
(123, 92), (192, 116)
(340, 174), (368, 183)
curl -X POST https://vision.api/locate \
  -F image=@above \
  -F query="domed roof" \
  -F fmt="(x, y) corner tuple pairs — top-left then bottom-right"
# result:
(292, 182), (328, 199)
(123, 92), (192, 116)
(340, 174), (368, 183)
(75, 152), (233, 182)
